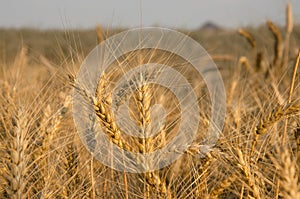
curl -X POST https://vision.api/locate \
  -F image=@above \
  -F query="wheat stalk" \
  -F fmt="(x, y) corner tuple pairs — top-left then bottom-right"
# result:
(238, 29), (256, 49)
(282, 3), (294, 68)
(267, 20), (283, 68)
(3, 108), (29, 199)
(282, 50), (300, 144)
(255, 51), (265, 72)
(238, 29), (267, 72)
(238, 56), (253, 73)
(96, 25), (105, 44)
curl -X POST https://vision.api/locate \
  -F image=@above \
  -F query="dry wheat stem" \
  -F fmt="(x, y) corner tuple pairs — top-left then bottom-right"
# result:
(282, 50), (300, 144)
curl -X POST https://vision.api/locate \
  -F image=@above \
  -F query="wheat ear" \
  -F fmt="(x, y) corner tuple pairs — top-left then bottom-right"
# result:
(272, 147), (300, 199)
(4, 108), (28, 199)
(236, 149), (261, 199)
(267, 20), (283, 68)
(61, 143), (81, 198)
(134, 79), (168, 197)
(96, 25), (104, 44)
(69, 74), (133, 152)
(238, 29), (256, 49)
(71, 73), (169, 196)
(251, 101), (300, 156)
(282, 3), (294, 69)
(207, 175), (237, 199)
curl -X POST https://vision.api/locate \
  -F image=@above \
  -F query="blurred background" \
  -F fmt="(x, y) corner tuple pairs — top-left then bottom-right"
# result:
(1, 0), (300, 29)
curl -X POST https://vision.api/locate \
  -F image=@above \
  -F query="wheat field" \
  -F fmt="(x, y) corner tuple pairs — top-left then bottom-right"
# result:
(0, 4), (300, 199)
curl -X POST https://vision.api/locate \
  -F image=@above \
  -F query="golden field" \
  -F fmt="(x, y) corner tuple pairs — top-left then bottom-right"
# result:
(0, 4), (300, 199)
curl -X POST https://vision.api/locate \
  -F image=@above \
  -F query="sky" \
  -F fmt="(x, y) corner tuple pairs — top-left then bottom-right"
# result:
(0, 0), (299, 29)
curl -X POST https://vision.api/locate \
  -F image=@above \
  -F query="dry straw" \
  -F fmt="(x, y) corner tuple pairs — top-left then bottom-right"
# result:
(282, 50), (300, 144)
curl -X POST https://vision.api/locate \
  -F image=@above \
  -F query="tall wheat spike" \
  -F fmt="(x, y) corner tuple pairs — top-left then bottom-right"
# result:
(96, 25), (105, 44)
(237, 29), (265, 72)
(267, 20), (283, 68)
(71, 71), (169, 197)
(238, 29), (256, 49)
(282, 3), (293, 68)
(4, 109), (28, 199)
